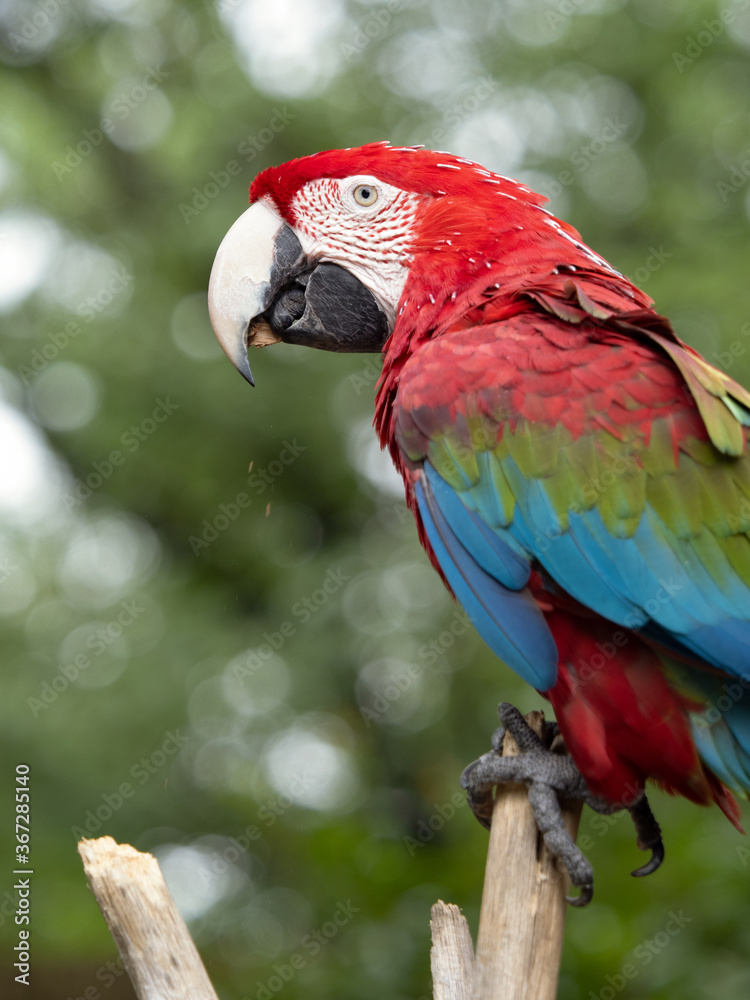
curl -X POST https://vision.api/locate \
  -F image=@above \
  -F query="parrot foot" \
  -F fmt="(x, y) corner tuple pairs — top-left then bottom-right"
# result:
(460, 702), (664, 906)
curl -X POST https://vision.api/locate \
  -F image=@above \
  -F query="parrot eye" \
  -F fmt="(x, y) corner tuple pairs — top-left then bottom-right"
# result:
(353, 184), (378, 207)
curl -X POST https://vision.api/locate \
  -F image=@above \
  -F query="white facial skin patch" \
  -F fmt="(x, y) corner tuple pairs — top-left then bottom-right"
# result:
(286, 175), (422, 329)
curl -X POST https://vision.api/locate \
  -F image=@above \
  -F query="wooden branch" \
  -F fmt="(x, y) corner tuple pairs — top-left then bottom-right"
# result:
(78, 836), (219, 1000)
(430, 900), (474, 1000)
(470, 711), (582, 1000)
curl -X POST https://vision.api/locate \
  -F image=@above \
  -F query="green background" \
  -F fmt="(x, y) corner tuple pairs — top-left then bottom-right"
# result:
(2, 0), (750, 997)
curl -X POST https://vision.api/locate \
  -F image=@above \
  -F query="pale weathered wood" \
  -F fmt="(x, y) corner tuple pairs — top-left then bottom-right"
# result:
(471, 711), (581, 1000)
(78, 836), (219, 1000)
(431, 900), (475, 1000)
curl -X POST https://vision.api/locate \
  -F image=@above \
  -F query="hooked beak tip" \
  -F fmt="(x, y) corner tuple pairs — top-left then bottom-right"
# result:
(238, 356), (255, 387)
(230, 329), (255, 386)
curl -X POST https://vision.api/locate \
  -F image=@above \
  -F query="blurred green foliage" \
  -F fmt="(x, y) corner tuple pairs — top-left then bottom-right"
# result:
(2, 1), (750, 998)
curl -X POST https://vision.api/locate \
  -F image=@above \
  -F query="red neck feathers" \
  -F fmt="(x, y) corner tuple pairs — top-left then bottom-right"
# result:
(250, 143), (651, 450)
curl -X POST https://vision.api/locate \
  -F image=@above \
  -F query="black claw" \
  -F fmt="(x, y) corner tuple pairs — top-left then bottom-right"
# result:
(627, 793), (664, 878)
(631, 839), (665, 878)
(565, 884), (593, 907)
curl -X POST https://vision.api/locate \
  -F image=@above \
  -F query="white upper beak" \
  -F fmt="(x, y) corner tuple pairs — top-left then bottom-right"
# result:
(207, 200), (287, 385)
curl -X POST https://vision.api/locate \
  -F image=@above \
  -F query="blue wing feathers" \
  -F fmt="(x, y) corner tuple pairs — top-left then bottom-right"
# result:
(415, 471), (558, 690)
(424, 463), (530, 589)
(691, 724), (745, 792)
(416, 445), (750, 794)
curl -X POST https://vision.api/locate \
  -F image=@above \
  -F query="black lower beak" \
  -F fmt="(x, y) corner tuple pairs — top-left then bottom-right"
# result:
(265, 262), (389, 354)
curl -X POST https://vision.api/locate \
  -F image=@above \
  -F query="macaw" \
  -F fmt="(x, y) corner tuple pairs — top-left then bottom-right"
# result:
(207, 142), (750, 901)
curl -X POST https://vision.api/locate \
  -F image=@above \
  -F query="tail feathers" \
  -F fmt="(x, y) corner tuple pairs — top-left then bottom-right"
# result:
(653, 764), (744, 832)
(661, 658), (750, 829)
(705, 769), (744, 833)
(691, 706), (750, 810)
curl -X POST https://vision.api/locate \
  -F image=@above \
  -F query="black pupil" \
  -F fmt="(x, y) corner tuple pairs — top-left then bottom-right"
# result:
(360, 187), (371, 200)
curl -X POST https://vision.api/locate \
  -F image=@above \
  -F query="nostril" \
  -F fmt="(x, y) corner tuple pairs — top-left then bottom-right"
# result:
(267, 284), (307, 332)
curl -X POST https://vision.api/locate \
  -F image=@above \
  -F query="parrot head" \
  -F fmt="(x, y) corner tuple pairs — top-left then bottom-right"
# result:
(208, 141), (617, 384)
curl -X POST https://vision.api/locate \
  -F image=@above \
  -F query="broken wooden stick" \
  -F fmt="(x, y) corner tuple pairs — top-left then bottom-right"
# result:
(78, 836), (219, 1000)
(430, 900), (475, 1000)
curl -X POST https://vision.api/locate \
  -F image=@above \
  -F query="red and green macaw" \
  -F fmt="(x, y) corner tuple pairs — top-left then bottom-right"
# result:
(208, 142), (750, 867)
